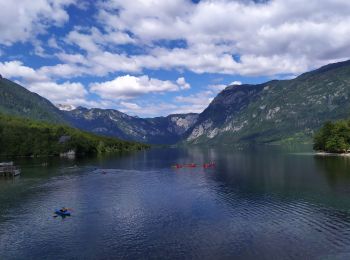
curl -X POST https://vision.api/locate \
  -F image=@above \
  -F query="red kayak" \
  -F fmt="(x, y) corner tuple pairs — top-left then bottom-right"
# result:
(203, 162), (216, 168)
(184, 163), (197, 168)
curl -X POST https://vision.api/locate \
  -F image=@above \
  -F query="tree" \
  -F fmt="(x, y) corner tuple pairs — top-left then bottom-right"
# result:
(314, 120), (350, 153)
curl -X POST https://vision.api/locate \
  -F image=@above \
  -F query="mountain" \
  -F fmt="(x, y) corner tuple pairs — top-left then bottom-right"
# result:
(185, 59), (350, 145)
(2, 59), (350, 146)
(0, 77), (197, 144)
(0, 77), (66, 124)
(64, 107), (198, 144)
(0, 112), (148, 157)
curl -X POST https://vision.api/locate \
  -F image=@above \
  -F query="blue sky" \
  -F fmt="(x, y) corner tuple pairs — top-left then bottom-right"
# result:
(0, 0), (350, 117)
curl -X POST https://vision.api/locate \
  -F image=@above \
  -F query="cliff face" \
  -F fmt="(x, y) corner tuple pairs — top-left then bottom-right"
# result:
(185, 60), (350, 145)
(65, 107), (198, 144)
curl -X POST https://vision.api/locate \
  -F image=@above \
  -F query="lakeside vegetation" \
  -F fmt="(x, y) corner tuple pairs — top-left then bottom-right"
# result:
(0, 113), (149, 157)
(313, 120), (350, 153)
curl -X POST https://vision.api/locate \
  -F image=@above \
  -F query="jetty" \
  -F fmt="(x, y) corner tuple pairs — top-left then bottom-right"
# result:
(0, 162), (21, 177)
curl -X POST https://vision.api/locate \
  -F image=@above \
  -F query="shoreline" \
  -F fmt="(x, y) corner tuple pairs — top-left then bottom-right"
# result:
(315, 151), (350, 157)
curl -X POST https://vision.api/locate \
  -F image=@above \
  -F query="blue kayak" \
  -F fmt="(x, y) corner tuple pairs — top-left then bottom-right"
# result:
(55, 210), (71, 216)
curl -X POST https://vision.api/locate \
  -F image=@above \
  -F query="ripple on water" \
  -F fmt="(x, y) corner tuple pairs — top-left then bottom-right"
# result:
(1, 147), (350, 259)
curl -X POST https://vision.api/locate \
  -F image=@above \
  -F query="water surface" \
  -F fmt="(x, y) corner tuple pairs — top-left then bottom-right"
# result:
(1, 147), (350, 259)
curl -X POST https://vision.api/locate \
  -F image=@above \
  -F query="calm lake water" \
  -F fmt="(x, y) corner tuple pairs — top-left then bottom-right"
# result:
(1, 146), (350, 259)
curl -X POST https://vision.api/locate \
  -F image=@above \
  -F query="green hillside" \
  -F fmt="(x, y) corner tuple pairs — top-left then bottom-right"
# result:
(0, 78), (66, 124)
(185, 60), (350, 145)
(0, 113), (149, 157)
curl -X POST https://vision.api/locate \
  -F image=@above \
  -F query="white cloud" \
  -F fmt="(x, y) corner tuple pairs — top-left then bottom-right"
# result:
(230, 81), (242, 86)
(118, 89), (217, 116)
(0, 61), (48, 82)
(56, 53), (86, 64)
(48, 37), (60, 49)
(175, 90), (215, 113)
(27, 81), (87, 104)
(0, 0), (75, 45)
(208, 84), (227, 92)
(65, 26), (135, 53)
(2, 1), (350, 77)
(0, 60), (88, 106)
(176, 77), (191, 90)
(89, 0), (350, 76)
(89, 52), (141, 75)
(120, 101), (142, 110)
(119, 102), (179, 117)
(65, 27), (101, 53)
(90, 75), (183, 99)
(57, 98), (111, 109)
(38, 63), (85, 78)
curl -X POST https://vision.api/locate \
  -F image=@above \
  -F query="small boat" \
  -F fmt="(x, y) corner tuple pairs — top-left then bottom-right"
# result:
(55, 209), (71, 216)
(171, 164), (183, 169)
(203, 162), (216, 168)
(184, 163), (197, 168)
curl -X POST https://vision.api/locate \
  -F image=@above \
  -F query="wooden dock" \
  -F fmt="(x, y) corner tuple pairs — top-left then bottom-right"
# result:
(0, 162), (21, 177)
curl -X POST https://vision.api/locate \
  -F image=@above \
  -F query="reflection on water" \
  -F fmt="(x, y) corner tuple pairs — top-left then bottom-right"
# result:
(315, 155), (350, 184)
(1, 146), (350, 259)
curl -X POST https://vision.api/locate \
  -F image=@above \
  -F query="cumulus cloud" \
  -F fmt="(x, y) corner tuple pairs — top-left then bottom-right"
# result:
(0, 61), (47, 82)
(0, 0), (75, 45)
(28, 81), (87, 104)
(0, 60), (88, 105)
(2, 0), (350, 77)
(88, 0), (350, 75)
(65, 26), (135, 53)
(90, 75), (188, 99)
(176, 77), (191, 90)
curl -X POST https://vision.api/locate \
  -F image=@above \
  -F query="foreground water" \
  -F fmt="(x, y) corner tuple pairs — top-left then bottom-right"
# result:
(1, 146), (350, 259)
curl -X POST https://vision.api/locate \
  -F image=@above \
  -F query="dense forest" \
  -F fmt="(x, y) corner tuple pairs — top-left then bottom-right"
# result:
(0, 113), (149, 157)
(313, 120), (350, 153)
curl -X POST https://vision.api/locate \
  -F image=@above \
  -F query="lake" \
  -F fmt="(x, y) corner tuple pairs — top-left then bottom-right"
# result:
(1, 146), (350, 259)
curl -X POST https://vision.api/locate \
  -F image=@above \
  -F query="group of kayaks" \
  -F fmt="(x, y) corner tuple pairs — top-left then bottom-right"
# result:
(172, 162), (216, 169)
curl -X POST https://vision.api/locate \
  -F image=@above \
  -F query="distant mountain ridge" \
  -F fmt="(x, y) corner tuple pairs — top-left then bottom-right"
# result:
(0, 77), (198, 144)
(64, 107), (198, 144)
(2, 59), (350, 145)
